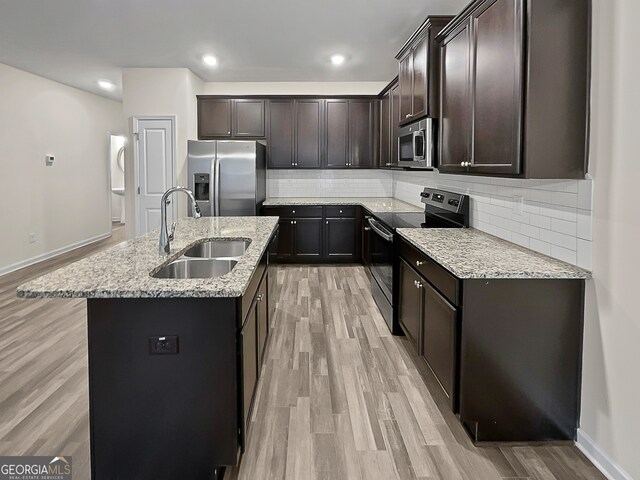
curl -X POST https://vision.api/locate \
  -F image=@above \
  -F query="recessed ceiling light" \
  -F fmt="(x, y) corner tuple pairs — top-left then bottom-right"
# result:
(202, 54), (218, 67)
(97, 80), (116, 91)
(330, 54), (346, 66)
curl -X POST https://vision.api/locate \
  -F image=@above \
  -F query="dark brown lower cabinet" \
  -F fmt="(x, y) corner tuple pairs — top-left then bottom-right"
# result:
(256, 274), (268, 371)
(325, 218), (357, 261)
(398, 259), (423, 350)
(422, 281), (458, 408)
(398, 238), (585, 442)
(262, 205), (359, 263)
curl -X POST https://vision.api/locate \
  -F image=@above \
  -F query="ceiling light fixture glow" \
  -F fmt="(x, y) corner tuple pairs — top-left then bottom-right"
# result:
(97, 80), (116, 91)
(330, 54), (346, 66)
(202, 54), (218, 67)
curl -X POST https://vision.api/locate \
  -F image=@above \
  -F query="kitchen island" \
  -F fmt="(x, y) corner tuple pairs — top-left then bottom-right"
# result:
(17, 216), (279, 480)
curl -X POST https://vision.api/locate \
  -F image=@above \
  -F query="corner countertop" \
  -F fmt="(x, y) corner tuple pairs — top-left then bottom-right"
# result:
(17, 217), (279, 299)
(263, 197), (423, 214)
(397, 228), (591, 280)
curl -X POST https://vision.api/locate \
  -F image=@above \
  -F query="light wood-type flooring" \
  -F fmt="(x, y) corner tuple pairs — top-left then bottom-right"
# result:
(0, 230), (604, 480)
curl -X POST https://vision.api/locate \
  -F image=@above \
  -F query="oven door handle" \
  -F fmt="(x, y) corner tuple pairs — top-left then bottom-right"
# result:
(367, 217), (394, 242)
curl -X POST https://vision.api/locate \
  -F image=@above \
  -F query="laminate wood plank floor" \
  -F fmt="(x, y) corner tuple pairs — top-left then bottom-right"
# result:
(1, 242), (604, 480)
(226, 265), (604, 480)
(0, 225), (125, 479)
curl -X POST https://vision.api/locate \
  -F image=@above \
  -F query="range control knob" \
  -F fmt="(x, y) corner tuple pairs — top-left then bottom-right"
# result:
(448, 199), (460, 207)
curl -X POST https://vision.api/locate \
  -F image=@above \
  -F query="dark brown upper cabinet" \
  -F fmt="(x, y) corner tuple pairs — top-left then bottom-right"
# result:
(396, 16), (453, 126)
(233, 99), (265, 137)
(268, 100), (295, 168)
(349, 99), (374, 168)
(295, 99), (323, 168)
(437, 0), (589, 179)
(325, 99), (350, 168)
(379, 78), (400, 168)
(198, 98), (232, 138)
(198, 97), (265, 139)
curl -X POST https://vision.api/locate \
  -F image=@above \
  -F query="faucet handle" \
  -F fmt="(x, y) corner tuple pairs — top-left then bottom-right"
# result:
(168, 221), (176, 241)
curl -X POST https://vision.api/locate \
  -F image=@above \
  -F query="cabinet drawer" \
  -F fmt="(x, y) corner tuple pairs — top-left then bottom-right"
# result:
(325, 206), (356, 218)
(400, 239), (460, 305)
(262, 206), (323, 218)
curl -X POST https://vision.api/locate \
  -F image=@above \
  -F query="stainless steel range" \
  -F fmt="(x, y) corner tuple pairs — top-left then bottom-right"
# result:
(363, 188), (470, 333)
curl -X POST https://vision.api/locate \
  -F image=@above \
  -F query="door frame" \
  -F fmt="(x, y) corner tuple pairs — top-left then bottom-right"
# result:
(132, 116), (177, 237)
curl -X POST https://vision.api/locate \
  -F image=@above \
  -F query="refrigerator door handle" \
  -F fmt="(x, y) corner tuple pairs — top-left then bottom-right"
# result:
(214, 157), (221, 216)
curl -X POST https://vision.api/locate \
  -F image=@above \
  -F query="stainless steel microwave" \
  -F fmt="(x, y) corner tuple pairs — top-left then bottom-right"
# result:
(398, 118), (435, 168)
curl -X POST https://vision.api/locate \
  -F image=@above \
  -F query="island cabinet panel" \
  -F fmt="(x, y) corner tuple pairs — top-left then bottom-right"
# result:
(87, 297), (239, 478)
(397, 237), (585, 440)
(437, 0), (589, 178)
(240, 299), (258, 441)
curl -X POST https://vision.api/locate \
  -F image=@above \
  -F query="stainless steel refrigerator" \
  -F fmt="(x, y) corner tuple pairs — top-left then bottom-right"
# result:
(187, 140), (266, 216)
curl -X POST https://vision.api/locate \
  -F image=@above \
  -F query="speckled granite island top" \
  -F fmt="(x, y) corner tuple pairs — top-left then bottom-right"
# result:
(17, 217), (279, 299)
(397, 228), (591, 280)
(263, 197), (423, 213)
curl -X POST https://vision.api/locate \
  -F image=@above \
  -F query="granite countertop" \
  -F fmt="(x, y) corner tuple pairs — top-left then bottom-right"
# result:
(17, 217), (279, 299)
(397, 228), (591, 280)
(263, 197), (423, 213)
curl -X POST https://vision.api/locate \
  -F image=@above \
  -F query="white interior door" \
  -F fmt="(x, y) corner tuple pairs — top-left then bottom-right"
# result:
(134, 117), (175, 236)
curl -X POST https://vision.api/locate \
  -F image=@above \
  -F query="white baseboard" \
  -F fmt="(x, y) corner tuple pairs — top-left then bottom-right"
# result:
(576, 429), (633, 480)
(0, 232), (112, 277)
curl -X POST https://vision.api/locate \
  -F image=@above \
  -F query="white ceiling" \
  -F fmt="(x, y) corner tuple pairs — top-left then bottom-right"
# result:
(0, 0), (469, 101)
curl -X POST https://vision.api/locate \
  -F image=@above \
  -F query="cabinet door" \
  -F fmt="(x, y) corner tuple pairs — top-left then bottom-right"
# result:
(399, 53), (413, 124)
(325, 100), (349, 168)
(295, 99), (323, 168)
(294, 218), (323, 259)
(439, 21), (472, 173)
(349, 99), (373, 168)
(241, 303), (258, 440)
(325, 218), (357, 260)
(471, 0), (523, 175)
(411, 34), (428, 120)
(398, 259), (422, 350)
(233, 99), (265, 137)
(390, 83), (401, 166)
(256, 273), (268, 371)
(380, 93), (391, 168)
(268, 100), (295, 168)
(422, 282), (458, 409)
(198, 98), (232, 138)
(276, 218), (295, 260)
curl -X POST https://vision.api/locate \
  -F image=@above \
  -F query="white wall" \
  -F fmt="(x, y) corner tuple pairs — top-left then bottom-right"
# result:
(577, 1), (640, 479)
(0, 63), (124, 274)
(109, 135), (126, 222)
(121, 68), (204, 237)
(204, 81), (387, 96)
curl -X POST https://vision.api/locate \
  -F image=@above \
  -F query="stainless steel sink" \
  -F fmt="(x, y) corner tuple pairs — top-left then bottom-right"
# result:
(151, 258), (238, 279)
(182, 239), (250, 259)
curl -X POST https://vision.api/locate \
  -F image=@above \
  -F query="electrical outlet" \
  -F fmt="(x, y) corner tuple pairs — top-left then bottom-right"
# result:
(45, 155), (55, 166)
(149, 335), (179, 355)
(28, 233), (36, 244)
(512, 195), (524, 215)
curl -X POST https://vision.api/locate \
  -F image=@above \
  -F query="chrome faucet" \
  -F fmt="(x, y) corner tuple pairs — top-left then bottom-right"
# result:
(159, 187), (201, 255)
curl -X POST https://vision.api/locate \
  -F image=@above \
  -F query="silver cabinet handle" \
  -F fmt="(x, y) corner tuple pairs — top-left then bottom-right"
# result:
(414, 280), (422, 289)
(416, 260), (425, 267)
(292, 210), (296, 214)
(364, 227), (371, 231)
(326, 221), (329, 224)
(290, 220), (294, 225)
(257, 294), (264, 302)
(406, 114), (411, 118)
(339, 210), (343, 214)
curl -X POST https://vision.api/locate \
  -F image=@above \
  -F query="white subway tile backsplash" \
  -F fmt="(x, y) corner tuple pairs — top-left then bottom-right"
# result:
(392, 170), (593, 269)
(267, 168), (593, 269)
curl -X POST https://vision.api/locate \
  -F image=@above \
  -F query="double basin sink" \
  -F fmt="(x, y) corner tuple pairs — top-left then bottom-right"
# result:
(151, 239), (250, 279)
